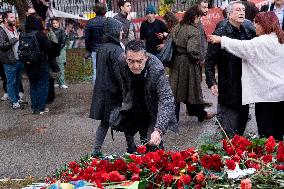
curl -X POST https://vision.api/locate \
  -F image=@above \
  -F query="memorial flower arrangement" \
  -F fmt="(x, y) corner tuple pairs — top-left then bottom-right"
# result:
(43, 136), (284, 189)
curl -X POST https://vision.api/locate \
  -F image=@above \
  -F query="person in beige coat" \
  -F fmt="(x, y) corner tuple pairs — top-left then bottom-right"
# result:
(209, 12), (284, 140)
(170, 5), (215, 122)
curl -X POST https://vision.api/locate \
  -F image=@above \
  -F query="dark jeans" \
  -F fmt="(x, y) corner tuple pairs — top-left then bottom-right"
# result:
(175, 102), (207, 122)
(0, 64), (24, 93)
(26, 65), (49, 112)
(3, 61), (24, 103)
(255, 101), (284, 141)
(220, 104), (249, 138)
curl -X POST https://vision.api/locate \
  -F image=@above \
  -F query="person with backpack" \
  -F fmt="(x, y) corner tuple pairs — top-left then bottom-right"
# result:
(21, 14), (53, 114)
(0, 11), (24, 109)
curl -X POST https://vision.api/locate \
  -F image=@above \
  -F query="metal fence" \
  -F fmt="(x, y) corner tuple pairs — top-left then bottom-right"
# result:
(50, 0), (193, 17)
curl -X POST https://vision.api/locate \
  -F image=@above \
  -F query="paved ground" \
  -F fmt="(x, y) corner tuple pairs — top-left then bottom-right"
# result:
(0, 79), (258, 179)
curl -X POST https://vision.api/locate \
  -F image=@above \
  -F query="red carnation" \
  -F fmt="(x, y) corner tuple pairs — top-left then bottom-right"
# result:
(137, 145), (147, 154)
(196, 172), (205, 182)
(226, 159), (236, 170)
(180, 175), (192, 185)
(149, 166), (157, 173)
(85, 166), (94, 174)
(240, 178), (252, 189)
(128, 162), (141, 174)
(276, 165), (284, 170)
(109, 171), (124, 182)
(131, 174), (140, 181)
(187, 165), (197, 172)
(171, 152), (182, 162)
(265, 136), (276, 153)
(226, 147), (235, 156)
(68, 161), (79, 169)
(262, 154), (273, 163)
(162, 174), (173, 185)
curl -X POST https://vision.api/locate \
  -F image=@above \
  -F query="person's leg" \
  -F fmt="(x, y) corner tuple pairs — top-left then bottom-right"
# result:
(26, 68), (38, 113)
(4, 64), (18, 104)
(256, 102), (284, 140)
(186, 103), (210, 122)
(175, 101), (180, 122)
(37, 65), (50, 112)
(93, 121), (110, 155)
(47, 77), (55, 104)
(274, 101), (284, 141)
(0, 63), (7, 93)
(91, 52), (97, 85)
(15, 61), (24, 102)
(56, 60), (66, 86)
(220, 104), (248, 138)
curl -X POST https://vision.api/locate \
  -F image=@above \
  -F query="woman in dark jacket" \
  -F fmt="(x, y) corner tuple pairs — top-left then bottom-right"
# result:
(89, 18), (134, 155)
(24, 15), (53, 114)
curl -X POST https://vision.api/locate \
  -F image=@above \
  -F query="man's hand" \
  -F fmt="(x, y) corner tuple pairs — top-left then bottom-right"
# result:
(210, 84), (218, 96)
(208, 35), (221, 43)
(148, 131), (162, 146)
(157, 44), (164, 50)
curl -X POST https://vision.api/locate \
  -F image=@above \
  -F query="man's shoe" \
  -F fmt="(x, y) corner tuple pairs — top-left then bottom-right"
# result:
(12, 102), (21, 109)
(39, 108), (49, 115)
(54, 84), (59, 87)
(91, 150), (103, 158)
(60, 85), (68, 89)
(18, 99), (28, 104)
(1, 93), (8, 101)
(19, 92), (24, 99)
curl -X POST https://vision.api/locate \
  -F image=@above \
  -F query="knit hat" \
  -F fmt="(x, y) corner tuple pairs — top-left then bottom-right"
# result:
(145, 5), (157, 15)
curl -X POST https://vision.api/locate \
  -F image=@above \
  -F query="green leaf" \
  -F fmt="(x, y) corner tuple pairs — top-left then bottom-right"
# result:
(138, 180), (149, 189)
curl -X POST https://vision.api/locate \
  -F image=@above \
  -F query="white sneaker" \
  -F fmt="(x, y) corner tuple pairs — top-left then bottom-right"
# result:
(39, 108), (49, 115)
(1, 93), (8, 101)
(12, 102), (21, 109)
(19, 92), (24, 99)
(60, 85), (68, 89)
(54, 84), (59, 87)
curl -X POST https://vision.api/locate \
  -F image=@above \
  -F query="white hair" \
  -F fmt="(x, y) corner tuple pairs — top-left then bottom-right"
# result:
(226, 1), (244, 15)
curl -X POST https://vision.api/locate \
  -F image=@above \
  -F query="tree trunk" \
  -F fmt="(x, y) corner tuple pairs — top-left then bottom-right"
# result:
(13, 0), (29, 24)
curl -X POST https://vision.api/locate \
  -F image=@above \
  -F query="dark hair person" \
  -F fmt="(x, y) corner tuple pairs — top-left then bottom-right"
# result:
(170, 5), (215, 123)
(163, 11), (179, 32)
(209, 11), (284, 140)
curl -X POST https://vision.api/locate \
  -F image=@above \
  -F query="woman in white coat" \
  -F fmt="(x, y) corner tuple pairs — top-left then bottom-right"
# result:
(209, 11), (284, 141)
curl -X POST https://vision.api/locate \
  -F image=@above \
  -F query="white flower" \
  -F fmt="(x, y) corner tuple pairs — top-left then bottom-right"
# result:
(226, 163), (256, 179)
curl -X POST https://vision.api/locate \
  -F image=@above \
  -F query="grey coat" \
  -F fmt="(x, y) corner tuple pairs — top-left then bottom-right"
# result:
(170, 23), (204, 104)
(89, 18), (124, 122)
(0, 26), (18, 64)
(117, 54), (178, 133)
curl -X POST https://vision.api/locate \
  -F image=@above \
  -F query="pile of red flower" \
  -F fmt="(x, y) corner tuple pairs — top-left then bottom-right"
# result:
(45, 135), (284, 188)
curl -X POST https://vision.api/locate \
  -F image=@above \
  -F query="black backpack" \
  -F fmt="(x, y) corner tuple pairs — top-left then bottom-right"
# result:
(18, 31), (43, 65)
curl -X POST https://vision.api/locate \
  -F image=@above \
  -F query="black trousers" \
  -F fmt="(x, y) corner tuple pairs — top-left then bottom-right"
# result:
(47, 77), (55, 104)
(175, 102), (207, 122)
(255, 101), (284, 141)
(220, 104), (249, 138)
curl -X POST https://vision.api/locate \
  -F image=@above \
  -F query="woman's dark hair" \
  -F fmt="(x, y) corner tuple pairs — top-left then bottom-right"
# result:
(254, 11), (284, 44)
(180, 5), (203, 25)
(163, 11), (179, 31)
(25, 14), (44, 32)
(93, 2), (107, 16)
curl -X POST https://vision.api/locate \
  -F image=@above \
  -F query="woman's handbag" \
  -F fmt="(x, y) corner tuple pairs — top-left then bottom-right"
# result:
(158, 37), (174, 67)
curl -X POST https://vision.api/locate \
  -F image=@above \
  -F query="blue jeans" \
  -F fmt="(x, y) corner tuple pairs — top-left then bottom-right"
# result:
(4, 61), (23, 103)
(91, 52), (97, 85)
(26, 65), (49, 112)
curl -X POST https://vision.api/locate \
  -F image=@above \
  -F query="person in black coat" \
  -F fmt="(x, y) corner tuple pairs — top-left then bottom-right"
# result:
(89, 18), (135, 155)
(205, 1), (255, 137)
(24, 15), (54, 114)
(260, 0), (284, 30)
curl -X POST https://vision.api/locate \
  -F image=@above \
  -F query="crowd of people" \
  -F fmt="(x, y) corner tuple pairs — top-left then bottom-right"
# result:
(0, 0), (283, 155)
